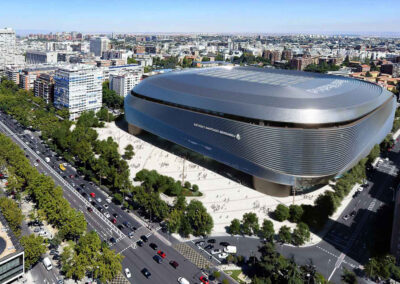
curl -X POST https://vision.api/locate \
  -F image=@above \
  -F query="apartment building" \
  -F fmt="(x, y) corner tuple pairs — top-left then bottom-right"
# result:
(90, 37), (110, 57)
(26, 50), (58, 64)
(34, 73), (55, 104)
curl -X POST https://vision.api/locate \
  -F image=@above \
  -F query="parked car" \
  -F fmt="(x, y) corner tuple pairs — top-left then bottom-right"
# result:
(205, 244), (214, 250)
(87, 207), (93, 213)
(90, 192), (95, 197)
(137, 240), (144, 247)
(211, 249), (222, 255)
(96, 197), (102, 203)
(342, 215), (349, 221)
(207, 239), (216, 243)
(195, 241), (205, 247)
(219, 241), (230, 247)
(111, 218), (117, 224)
(350, 210), (357, 217)
(200, 276), (210, 284)
(169, 260), (179, 269)
(153, 255), (163, 263)
(149, 243), (158, 250)
(110, 237), (117, 244)
(125, 268), (131, 278)
(128, 231), (135, 239)
(104, 204), (109, 209)
(218, 252), (229, 259)
(157, 250), (166, 258)
(104, 212), (110, 218)
(141, 268), (151, 278)
(141, 235), (148, 242)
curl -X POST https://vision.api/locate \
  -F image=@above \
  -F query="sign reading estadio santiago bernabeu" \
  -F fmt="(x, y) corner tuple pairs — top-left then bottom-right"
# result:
(193, 123), (241, 140)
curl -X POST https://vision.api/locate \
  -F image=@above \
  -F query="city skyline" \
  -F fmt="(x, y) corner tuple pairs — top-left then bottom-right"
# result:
(1, 0), (399, 35)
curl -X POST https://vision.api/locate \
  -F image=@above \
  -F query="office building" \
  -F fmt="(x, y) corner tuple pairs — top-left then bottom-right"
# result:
(34, 74), (55, 104)
(26, 50), (58, 64)
(54, 65), (102, 120)
(125, 67), (395, 196)
(90, 37), (110, 57)
(0, 210), (24, 283)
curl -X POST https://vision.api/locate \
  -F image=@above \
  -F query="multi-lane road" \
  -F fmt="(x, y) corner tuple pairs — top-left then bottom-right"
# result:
(0, 111), (213, 284)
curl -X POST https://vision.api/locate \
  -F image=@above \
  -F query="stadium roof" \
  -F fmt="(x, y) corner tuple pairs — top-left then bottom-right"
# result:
(133, 66), (394, 124)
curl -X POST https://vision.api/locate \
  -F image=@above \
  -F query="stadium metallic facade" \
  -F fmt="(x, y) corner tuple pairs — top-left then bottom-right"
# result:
(125, 67), (396, 196)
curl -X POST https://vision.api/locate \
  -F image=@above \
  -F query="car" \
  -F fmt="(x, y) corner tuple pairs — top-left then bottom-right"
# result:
(141, 268), (151, 278)
(357, 187), (364, 192)
(153, 255), (163, 264)
(200, 276), (209, 284)
(211, 249), (222, 255)
(219, 241), (230, 247)
(137, 240), (144, 247)
(205, 244), (214, 250)
(111, 218), (117, 224)
(128, 231), (135, 239)
(36, 159), (40, 163)
(96, 197), (102, 203)
(33, 227), (40, 233)
(106, 198), (112, 203)
(195, 241), (205, 247)
(104, 204), (109, 209)
(104, 212), (110, 218)
(69, 174), (74, 178)
(80, 183), (86, 188)
(353, 191), (360, 198)
(218, 252), (229, 259)
(169, 260), (179, 269)
(90, 192), (95, 197)
(82, 192), (87, 197)
(113, 213), (119, 218)
(125, 268), (131, 278)
(87, 197), (92, 202)
(110, 237), (117, 244)
(149, 243), (158, 250)
(207, 239), (216, 243)
(117, 224), (124, 230)
(140, 235), (148, 242)
(87, 207), (93, 213)
(123, 221), (131, 227)
(350, 210), (357, 217)
(34, 162), (38, 167)
(97, 206), (104, 212)
(343, 214), (350, 220)
(91, 201), (96, 206)
(157, 250), (166, 258)
(50, 250), (57, 255)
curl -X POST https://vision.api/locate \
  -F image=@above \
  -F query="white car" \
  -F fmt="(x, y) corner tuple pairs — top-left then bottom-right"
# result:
(125, 268), (131, 278)
(104, 212), (110, 218)
(218, 252), (229, 259)
(104, 204), (109, 209)
(357, 187), (363, 192)
(106, 198), (112, 203)
(34, 163), (38, 167)
(211, 249), (222, 255)
(96, 197), (102, 203)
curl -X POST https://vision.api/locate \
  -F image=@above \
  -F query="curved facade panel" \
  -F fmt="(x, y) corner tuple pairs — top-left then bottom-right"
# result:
(125, 92), (396, 187)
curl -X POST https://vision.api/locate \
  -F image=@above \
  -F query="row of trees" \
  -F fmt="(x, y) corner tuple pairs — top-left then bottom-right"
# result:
(0, 197), (23, 237)
(277, 223), (311, 246)
(61, 231), (123, 282)
(0, 131), (123, 279)
(102, 81), (124, 110)
(304, 62), (340, 73)
(228, 213), (274, 240)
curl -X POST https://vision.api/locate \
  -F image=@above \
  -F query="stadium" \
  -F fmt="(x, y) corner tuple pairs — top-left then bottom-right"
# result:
(124, 67), (396, 196)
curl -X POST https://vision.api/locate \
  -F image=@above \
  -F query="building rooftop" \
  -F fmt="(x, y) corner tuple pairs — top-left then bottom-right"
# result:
(0, 210), (22, 261)
(133, 66), (394, 124)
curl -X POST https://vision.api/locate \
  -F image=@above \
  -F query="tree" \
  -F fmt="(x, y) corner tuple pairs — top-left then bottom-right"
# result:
(289, 205), (303, 223)
(184, 181), (191, 189)
(185, 200), (213, 236)
(166, 209), (182, 233)
(380, 134), (394, 152)
(259, 219), (274, 241)
(20, 234), (46, 270)
(0, 197), (23, 237)
(278, 226), (292, 243)
(274, 204), (289, 221)
(202, 56), (210, 62)
(127, 57), (137, 64)
(292, 222), (310, 246)
(365, 71), (372, 77)
(367, 144), (380, 164)
(341, 268), (358, 284)
(241, 212), (259, 236)
(174, 195), (187, 211)
(192, 184), (199, 192)
(124, 144), (134, 160)
(228, 218), (241, 235)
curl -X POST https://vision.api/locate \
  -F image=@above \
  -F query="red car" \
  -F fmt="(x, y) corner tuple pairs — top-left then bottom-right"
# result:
(69, 174), (74, 178)
(169, 260), (179, 269)
(199, 276), (209, 284)
(87, 207), (93, 213)
(157, 250), (166, 258)
(90, 192), (95, 198)
(111, 218), (117, 224)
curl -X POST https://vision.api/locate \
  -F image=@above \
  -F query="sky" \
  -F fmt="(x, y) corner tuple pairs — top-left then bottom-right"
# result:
(0, 0), (399, 35)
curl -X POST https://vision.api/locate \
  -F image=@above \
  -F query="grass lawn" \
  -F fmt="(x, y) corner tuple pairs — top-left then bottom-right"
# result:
(224, 270), (246, 284)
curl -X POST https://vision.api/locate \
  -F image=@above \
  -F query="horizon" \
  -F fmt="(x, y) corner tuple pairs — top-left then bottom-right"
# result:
(1, 0), (398, 36)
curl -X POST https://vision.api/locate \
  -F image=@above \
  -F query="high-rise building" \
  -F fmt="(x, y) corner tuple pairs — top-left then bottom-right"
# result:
(34, 73), (55, 104)
(19, 66), (57, 90)
(0, 28), (16, 72)
(54, 65), (103, 120)
(26, 50), (58, 64)
(90, 37), (110, 57)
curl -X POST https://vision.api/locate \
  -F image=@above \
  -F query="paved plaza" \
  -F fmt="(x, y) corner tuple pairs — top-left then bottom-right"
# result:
(96, 122), (330, 235)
